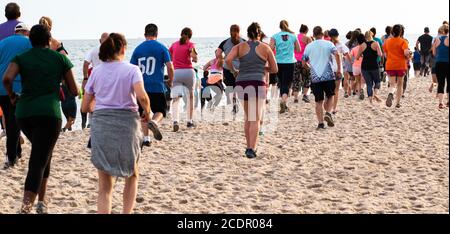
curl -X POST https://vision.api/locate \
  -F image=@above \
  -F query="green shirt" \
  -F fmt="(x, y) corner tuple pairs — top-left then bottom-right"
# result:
(13, 48), (73, 119)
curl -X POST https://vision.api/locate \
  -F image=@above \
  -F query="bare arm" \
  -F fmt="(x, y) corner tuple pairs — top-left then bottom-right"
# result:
(82, 61), (90, 92)
(265, 46), (278, 74)
(81, 93), (95, 113)
(356, 44), (365, 61)
(374, 42), (383, 57)
(269, 38), (276, 52)
(134, 81), (151, 122)
(432, 38), (440, 56)
(415, 40), (420, 52)
(64, 69), (80, 97)
(2, 63), (20, 104)
(335, 51), (342, 75)
(190, 48), (198, 63)
(294, 39), (301, 53)
(203, 60), (212, 71)
(166, 62), (174, 87)
(215, 48), (224, 60)
(225, 45), (239, 74)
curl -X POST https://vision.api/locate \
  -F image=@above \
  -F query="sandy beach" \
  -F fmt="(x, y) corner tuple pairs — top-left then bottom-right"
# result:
(0, 75), (448, 214)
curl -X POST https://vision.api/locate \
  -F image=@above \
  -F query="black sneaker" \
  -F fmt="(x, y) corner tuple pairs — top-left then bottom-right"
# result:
(148, 121), (163, 141)
(317, 123), (326, 130)
(173, 122), (180, 132)
(344, 93), (349, 98)
(142, 140), (151, 147)
(187, 121), (196, 129)
(386, 93), (394, 107)
(324, 112), (335, 127)
(232, 104), (239, 115)
(294, 99), (299, 104)
(302, 95), (311, 103)
(245, 149), (257, 159)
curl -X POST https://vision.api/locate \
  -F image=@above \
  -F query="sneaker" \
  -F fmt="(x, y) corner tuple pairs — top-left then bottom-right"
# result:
(36, 201), (48, 214)
(259, 131), (265, 136)
(142, 140), (151, 147)
(359, 90), (365, 100)
(294, 99), (299, 104)
(245, 149), (257, 159)
(396, 103), (401, 109)
(187, 121), (196, 129)
(148, 121), (163, 141)
(279, 102), (287, 114)
(173, 122), (180, 132)
(3, 161), (16, 170)
(232, 104), (239, 115)
(386, 93), (394, 107)
(344, 93), (349, 98)
(324, 112), (335, 127)
(302, 95), (311, 103)
(317, 123), (326, 130)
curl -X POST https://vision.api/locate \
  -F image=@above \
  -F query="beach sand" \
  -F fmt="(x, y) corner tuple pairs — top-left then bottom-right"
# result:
(0, 76), (448, 214)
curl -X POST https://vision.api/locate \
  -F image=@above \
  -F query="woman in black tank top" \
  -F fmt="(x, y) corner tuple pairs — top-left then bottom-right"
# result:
(356, 31), (383, 104)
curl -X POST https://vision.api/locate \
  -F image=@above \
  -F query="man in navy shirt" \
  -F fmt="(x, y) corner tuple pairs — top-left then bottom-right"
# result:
(131, 24), (174, 147)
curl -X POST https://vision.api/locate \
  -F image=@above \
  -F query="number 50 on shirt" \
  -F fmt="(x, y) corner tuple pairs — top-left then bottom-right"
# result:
(138, 57), (156, 76)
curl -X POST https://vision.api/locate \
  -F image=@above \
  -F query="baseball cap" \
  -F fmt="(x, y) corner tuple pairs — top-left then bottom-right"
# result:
(329, 28), (339, 37)
(15, 23), (30, 32)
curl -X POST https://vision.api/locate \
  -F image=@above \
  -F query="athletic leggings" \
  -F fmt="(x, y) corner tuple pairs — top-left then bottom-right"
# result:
(0, 96), (22, 164)
(277, 63), (295, 97)
(436, 62), (449, 94)
(361, 69), (381, 97)
(18, 116), (61, 193)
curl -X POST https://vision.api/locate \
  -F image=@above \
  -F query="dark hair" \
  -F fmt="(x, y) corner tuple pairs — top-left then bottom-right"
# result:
(145, 24), (158, 37)
(247, 22), (261, 40)
(370, 27), (377, 36)
(299, 24), (308, 34)
(385, 26), (392, 35)
(357, 34), (366, 45)
(345, 31), (352, 40)
(203, 70), (209, 78)
(348, 30), (361, 47)
(99, 33), (127, 62)
(392, 24), (402, 37)
(444, 21), (449, 25)
(180, 27), (192, 45)
(29, 24), (51, 48)
(313, 26), (323, 37)
(5, 2), (20, 20)
(424, 27), (430, 33)
(230, 24), (240, 33)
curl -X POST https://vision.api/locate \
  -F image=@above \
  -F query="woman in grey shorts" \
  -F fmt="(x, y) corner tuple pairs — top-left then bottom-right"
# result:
(169, 28), (198, 132)
(226, 22), (278, 159)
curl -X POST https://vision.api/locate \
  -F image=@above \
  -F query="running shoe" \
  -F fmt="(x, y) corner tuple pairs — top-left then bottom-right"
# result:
(279, 102), (286, 114)
(344, 93), (349, 98)
(317, 123), (326, 130)
(232, 104), (239, 115)
(386, 93), (394, 107)
(302, 95), (311, 103)
(294, 99), (299, 104)
(245, 149), (257, 159)
(359, 90), (365, 100)
(187, 121), (196, 129)
(324, 112), (335, 127)
(36, 201), (48, 214)
(142, 140), (151, 147)
(148, 121), (163, 141)
(173, 122), (180, 132)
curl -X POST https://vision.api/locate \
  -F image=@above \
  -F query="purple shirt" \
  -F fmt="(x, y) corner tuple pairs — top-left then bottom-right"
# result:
(0, 19), (21, 41)
(85, 61), (144, 112)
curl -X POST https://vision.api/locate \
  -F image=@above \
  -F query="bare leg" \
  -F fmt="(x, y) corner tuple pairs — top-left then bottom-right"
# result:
(315, 101), (325, 124)
(333, 79), (341, 112)
(395, 76), (404, 106)
(97, 170), (114, 214)
(123, 168), (138, 214)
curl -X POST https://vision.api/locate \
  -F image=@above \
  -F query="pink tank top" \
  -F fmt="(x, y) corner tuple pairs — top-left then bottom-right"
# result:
(210, 58), (223, 73)
(295, 33), (307, 61)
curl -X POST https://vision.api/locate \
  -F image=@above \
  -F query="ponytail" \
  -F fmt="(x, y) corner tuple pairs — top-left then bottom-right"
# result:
(99, 33), (127, 62)
(247, 22), (262, 40)
(180, 27), (193, 45)
(39, 16), (53, 32)
(280, 20), (294, 34)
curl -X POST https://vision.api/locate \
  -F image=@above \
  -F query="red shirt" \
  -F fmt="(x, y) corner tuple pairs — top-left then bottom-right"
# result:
(169, 41), (195, 69)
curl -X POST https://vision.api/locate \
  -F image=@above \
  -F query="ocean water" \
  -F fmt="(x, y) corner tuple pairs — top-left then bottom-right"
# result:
(61, 35), (420, 130)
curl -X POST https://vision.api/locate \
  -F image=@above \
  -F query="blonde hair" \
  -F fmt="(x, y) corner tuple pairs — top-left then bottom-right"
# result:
(365, 31), (374, 41)
(39, 16), (53, 32)
(279, 20), (294, 34)
(439, 24), (449, 35)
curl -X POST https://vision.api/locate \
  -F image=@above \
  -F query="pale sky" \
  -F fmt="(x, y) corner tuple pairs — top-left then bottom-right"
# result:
(7, 0), (450, 39)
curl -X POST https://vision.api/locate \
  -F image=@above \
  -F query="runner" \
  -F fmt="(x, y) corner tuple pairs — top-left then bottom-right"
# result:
(216, 25), (245, 115)
(303, 26), (341, 129)
(39, 17), (67, 55)
(382, 26), (392, 44)
(3, 24), (79, 214)
(82, 33), (149, 214)
(202, 54), (225, 112)
(293, 24), (313, 104)
(0, 23), (31, 169)
(383, 24), (411, 108)
(357, 31), (383, 104)
(82, 32), (109, 129)
(225, 22), (277, 158)
(350, 34), (366, 101)
(329, 29), (351, 114)
(432, 24), (449, 109)
(345, 30), (360, 97)
(131, 24), (173, 146)
(416, 27), (433, 77)
(413, 47), (421, 78)
(169, 27), (198, 131)
(0, 2), (21, 41)
(429, 27), (445, 93)
(270, 20), (300, 114)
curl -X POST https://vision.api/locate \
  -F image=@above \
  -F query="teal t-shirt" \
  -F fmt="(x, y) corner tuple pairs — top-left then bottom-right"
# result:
(272, 31), (297, 64)
(13, 48), (73, 119)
